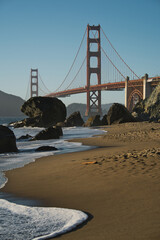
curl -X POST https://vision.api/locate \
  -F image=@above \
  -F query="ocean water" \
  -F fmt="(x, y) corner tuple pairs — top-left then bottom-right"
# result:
(0, 117), (104, 240)
(0, 116), (24, 126)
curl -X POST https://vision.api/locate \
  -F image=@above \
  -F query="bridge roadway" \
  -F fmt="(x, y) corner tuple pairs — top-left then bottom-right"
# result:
(45, 77), (160, 98)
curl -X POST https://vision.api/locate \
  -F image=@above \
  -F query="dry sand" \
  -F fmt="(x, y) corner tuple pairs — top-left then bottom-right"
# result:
(2, 122), (160, 240)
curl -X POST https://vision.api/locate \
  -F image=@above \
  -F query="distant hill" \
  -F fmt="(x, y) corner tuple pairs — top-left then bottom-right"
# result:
(0, 90), (113, 118)
(67, 103), (113, 118)
(0, 90), (25, 117)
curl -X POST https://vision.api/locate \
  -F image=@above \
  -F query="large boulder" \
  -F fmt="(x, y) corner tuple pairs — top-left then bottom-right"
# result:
(84, 115), (102, 127)
(64, 111), (84, 127)
(0, 125), (18, 153)
(31, 126), (63, 141)
(107, 103), (136, 125)
(133, 83), (160, 121)
(12, 97), (66, 128)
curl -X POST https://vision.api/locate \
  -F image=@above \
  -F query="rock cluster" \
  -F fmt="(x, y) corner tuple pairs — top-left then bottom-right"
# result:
(0, 125), (61, 153)
(84, 103), (136, 127)
(0, 125), (18, 153)
(10, 97), (137, 129)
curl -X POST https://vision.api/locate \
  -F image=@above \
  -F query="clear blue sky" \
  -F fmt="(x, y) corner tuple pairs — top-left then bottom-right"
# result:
(0, 0), (160, 106)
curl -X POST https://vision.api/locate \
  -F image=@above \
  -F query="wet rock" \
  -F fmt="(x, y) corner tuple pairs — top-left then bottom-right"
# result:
(107, 103), (136, 125)
(56, 122), (66, 127)
(64, 111), (84, 127)
(31, 126), (63, 141)
(0, 125), (18, 153)
(54, 126), (63, 136)
(84, 115), (102, 127)
(35, 146), (58, 152)
(17, 134), (32, 140)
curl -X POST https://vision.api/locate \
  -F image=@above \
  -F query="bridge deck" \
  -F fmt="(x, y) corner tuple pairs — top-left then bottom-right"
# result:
(45, 77), (160, 98)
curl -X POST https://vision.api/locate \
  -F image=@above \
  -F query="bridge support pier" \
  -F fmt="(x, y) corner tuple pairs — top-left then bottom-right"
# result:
(30, 69), (38, 98)
(85, 24), (102, 116)
(125, 76), (129, 109)
(143, 73), (152, 99)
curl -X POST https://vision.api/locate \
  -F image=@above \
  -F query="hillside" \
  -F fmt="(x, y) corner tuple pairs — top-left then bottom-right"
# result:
(0, 90), (113, 118)
(67, 103), (113, 118)
(0, 90), (25, 117)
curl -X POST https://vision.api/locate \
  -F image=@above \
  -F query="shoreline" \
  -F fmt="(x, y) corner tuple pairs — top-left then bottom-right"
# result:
(2, 122), (160, 240)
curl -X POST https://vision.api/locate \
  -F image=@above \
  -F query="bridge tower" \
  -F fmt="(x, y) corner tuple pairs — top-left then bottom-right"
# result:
(30, 68), (38, 98)
(85, 24), (102, 116)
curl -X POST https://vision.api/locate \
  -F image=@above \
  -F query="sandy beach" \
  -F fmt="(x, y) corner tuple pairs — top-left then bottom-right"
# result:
(2, 122), (160, 240)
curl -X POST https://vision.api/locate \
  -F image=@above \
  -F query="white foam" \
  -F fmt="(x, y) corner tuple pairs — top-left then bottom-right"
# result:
(0, 199), (88, 240)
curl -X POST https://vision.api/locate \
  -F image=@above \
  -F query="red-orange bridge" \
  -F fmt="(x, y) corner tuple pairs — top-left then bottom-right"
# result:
(30, 25), (160, 116)
(45, 76), (160, 113)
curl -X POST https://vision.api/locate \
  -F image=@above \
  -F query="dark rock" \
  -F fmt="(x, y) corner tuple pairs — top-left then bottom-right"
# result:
(35, 146), (58, 152)
(132, 83), (160, 121)
(132, 99), (149, 121)
(11, 117), (42, 128)
(84, 115), (102, 127)
(64, 111), (84, 127)
(148, 101), (160, 120)
(101, 114), (108, 125)
(55, 126), (63, 136)
(12, 97), (66, 128)
(10, 119), (26, 128)
(0, 125), (18, 153)
(107, 103), (136, 125)
(56, 122), (66, 127)
(31, 126), (63, 141)
(18, 134), (32, 140)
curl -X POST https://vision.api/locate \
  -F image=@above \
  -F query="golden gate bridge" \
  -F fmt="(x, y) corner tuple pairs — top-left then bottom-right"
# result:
(28, 25), (160, 116)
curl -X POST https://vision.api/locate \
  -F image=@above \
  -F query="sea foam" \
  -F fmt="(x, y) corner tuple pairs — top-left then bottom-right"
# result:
(0, 199), (88, 240)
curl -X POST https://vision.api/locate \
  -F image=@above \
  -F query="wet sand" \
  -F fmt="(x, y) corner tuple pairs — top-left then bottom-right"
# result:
(2, 122), (160, 240)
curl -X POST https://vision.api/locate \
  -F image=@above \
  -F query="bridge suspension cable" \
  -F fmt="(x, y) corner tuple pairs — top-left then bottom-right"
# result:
(43, 24), (141, 99)
(38, 73), (51, 94)
(89, 27), (126, 80)
(89, 26), (140, 95)
(65, 55), (87, 90)
(54, 27), (87, 92)
(38, 85), (49, 96)
(100, 26), (140, 80)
